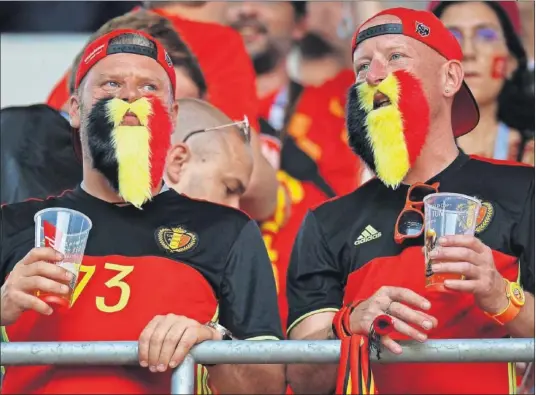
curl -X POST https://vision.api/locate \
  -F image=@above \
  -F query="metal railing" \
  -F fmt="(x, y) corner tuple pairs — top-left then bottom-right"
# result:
(1, 339), (534, 394)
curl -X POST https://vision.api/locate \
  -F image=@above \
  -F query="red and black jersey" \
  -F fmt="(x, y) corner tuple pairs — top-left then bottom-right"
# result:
(287, 152), (534, 394)
(0, 186), (282, 394)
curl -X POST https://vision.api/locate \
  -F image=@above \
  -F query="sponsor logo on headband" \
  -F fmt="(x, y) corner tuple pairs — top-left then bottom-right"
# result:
(84, 44), (105, 64)
(415, 22), (430, 37)
(164, 52), (173, 68)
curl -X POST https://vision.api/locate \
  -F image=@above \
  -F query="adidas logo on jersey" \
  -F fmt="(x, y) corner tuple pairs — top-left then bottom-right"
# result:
(354, 225), (382, 245)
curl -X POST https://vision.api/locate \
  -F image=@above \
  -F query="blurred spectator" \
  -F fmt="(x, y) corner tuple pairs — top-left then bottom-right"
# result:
(165, 98), (253, 209)
(297, 1), (384, 86)
(227, 1), (362, 331)
(227, 1), (307, 99)
(47, 10), (207, 113)
(431, 1), (535, 165)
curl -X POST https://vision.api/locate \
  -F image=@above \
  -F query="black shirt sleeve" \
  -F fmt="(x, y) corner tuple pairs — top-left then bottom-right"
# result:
(219, 219), (283, 340)
(0, 204), (39, 285)
(286, 210), (343, 335)
(1, 206), (20, 284)
(512, 178), (535, 293)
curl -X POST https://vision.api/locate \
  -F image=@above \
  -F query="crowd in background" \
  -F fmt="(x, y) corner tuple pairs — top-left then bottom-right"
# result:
(1, 1), (535, 393)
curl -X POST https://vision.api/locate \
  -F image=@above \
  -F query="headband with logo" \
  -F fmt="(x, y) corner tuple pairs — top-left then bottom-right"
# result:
(74, 29), (176, 93)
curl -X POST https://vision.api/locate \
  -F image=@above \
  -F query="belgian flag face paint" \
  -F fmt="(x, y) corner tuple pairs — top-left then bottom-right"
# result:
(346, 70), (430, 189)
(86, 96), (172, 208)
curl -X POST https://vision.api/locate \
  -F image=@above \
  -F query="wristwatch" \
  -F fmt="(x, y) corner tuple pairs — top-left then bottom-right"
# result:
(485, 278), (526, 325)
(205, 321), (234, 341)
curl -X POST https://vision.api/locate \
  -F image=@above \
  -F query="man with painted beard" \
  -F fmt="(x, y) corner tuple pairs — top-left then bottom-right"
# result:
(286, 7), (534, 395)
(0, 29), (284, 394)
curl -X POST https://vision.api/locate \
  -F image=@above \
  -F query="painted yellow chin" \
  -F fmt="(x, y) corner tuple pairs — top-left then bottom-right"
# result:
(111, 125), (152, 208)
(106, 98), (154, 208)
(357, 74), (410, 189)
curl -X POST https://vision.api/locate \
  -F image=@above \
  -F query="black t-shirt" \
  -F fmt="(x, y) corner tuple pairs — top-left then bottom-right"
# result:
(286, 151), (534, 394)
(1, 186), (283, 341)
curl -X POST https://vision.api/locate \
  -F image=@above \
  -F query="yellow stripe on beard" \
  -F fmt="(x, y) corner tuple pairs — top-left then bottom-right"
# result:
(106, 97), (154, 208)
(111, 125), (152, 208)
(358, 76), (409, 189)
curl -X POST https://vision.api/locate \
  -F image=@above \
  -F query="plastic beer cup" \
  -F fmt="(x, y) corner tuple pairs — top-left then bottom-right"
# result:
(34, 208), (92, 308)
(423, 193), (481, 292)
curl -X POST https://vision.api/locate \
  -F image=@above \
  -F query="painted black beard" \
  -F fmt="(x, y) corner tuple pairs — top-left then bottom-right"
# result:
(345, 83), (377, 174)
(85, 97), (120, 192)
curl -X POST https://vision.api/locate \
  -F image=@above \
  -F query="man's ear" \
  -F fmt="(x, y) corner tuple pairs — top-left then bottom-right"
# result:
(165, 142), (190, 185)
(443, 60), (464, 98)
(69, 94), (81, 129)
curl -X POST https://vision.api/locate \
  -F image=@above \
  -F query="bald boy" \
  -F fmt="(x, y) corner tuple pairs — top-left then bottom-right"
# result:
(165, 98), (253, 208)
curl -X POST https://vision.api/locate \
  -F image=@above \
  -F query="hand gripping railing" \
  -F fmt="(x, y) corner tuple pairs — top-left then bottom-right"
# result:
(1, 339), (534, 394)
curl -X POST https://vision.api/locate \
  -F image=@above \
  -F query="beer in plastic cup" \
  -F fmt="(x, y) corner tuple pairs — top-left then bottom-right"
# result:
(34, 208), (92, 308)
(423, 193), (481, 292)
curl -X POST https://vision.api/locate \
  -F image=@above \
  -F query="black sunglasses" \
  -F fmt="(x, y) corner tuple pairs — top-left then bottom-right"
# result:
(182, 115), (250, 144)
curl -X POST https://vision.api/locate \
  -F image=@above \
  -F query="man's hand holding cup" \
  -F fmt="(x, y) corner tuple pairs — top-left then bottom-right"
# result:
(0, 247), (73, 326)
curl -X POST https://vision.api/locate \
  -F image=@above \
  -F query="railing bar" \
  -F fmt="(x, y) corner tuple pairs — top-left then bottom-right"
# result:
(171, 354), (195, 395)
(1, 339), (533, 366)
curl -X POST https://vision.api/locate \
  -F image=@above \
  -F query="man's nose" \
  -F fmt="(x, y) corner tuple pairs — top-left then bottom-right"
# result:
(365, 59), (388, 86)
(118, 83), (141, 103)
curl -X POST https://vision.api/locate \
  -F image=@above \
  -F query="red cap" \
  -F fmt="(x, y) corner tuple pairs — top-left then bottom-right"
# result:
(351, 7), (479, 138)
(74, 29), (176, 93)
(428, 1), (521, 35)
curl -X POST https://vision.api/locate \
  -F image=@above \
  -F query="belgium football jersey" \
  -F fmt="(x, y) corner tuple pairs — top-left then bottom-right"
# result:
(1, 186), (282, 394)
(287, 152), (534, 394)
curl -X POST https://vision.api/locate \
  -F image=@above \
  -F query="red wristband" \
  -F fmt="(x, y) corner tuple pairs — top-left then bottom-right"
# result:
(332, 300), (365, 339)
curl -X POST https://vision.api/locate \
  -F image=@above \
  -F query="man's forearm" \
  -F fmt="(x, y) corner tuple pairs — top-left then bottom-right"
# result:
(287, 326), (338, 395)
(506, 292), (535, 338)
(208, 363), (285, 394)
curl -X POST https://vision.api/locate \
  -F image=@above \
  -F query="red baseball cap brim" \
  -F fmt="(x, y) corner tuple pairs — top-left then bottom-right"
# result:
(352, 7), (480, 137)
(75, 29), (176, 93)
(452, 81), (480, 138)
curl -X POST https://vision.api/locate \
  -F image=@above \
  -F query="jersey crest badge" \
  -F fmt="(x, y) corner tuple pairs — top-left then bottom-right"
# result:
(475, 201), (494, 234)
(156, 225), (198, 253)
